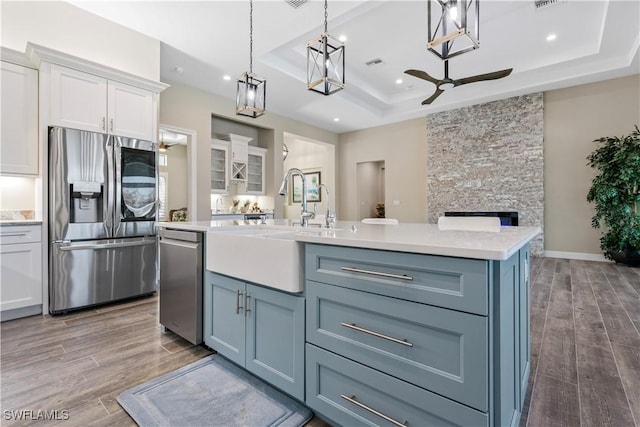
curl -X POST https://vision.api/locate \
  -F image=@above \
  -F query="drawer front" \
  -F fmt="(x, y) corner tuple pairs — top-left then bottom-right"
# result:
(307, 281), (488, 411)
(306, 344), (488, 427)
(0, 225), (41, 245)
(305, 243), (488, 315)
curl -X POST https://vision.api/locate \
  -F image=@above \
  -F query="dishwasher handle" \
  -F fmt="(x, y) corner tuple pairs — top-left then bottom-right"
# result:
(159, 228), (202, 243)
(159, 238), (200, 250)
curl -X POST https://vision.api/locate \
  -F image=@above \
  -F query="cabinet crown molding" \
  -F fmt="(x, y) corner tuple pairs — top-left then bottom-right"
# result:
(1, 47), (36, 69)
(26, 42), (169, 93)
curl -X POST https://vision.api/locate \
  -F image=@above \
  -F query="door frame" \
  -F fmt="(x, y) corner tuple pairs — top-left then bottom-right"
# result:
(158, 124), (197, 220)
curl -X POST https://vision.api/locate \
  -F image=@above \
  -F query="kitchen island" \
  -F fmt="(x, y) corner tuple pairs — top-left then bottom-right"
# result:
(157, 219), (540, 427)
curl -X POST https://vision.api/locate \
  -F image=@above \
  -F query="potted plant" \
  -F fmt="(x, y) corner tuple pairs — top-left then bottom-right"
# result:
(586, 125), (640, 266)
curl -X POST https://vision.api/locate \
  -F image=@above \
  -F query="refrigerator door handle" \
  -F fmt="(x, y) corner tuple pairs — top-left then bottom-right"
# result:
(105, 135), (114, 237)
(58, 240), (156, 251)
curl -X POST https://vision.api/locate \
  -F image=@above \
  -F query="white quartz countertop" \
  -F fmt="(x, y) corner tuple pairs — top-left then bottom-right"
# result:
(157, 220), (540, 260)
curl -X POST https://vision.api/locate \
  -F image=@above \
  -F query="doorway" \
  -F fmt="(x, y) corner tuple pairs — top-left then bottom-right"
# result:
(356, 161), (385, 220)
(158, 125), (196, 221)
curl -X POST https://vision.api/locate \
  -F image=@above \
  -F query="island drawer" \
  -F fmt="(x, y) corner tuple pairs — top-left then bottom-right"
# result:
(305, 243), (489, 315)
(306, 280), (488, 411)
(306, 344), (488, 427)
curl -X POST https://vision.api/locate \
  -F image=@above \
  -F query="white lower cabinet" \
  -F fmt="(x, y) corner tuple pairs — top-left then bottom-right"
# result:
(0, 225), (42, 320)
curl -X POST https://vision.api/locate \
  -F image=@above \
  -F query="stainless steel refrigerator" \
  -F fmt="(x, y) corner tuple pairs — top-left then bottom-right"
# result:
(49, 126), (158, 314)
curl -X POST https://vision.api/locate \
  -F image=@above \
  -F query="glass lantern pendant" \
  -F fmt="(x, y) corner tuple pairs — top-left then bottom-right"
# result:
(427, 0), (480, 60)
(306, 0), (345, 95)
(236, 0), (266, 118)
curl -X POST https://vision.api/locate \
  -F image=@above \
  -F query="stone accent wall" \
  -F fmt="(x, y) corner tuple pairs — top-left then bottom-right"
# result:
(426, 93), (544, 254)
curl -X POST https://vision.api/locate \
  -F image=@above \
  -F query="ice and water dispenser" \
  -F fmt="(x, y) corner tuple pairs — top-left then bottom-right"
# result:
(70, 180), (103, 223)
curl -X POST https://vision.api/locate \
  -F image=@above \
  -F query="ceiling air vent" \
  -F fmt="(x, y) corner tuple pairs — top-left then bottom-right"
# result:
(365, 58), (384, 67)
(285, 0), (309, 8)
(534, 0), (560, 8)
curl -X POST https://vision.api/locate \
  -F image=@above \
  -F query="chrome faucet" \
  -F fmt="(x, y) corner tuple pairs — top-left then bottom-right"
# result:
(318, 184), (335, 228)
(279, 168), (315, 227)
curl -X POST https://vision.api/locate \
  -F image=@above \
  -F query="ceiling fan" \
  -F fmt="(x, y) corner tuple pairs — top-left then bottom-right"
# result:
(405, 60), (513, 105)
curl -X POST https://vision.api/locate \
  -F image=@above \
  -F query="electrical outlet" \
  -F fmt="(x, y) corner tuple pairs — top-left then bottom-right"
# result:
(392, 200), (400, 206)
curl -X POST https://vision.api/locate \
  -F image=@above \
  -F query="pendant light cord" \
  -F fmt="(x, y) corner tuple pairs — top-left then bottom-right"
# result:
(249, 0), (253, 74)
(324, 0), (328, 34)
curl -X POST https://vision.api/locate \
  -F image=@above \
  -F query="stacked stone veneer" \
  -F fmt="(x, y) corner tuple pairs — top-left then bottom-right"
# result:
(426, 93), (544, 255)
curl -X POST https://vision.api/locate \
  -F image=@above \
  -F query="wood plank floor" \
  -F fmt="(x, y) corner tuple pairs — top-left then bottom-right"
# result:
(521, 258), (640, 427)
(1, 258), (638, 426)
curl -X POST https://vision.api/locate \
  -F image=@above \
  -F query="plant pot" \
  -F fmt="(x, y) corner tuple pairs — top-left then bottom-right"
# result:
(607, 248), (640, 267)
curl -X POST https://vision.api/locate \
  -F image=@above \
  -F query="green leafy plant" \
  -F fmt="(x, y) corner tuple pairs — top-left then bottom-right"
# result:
(586, 125), (640, 260)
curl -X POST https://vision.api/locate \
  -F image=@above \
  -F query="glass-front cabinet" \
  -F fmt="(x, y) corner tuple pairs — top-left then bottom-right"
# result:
(246, 146), (267, 195)
(211, 139), (229, 194)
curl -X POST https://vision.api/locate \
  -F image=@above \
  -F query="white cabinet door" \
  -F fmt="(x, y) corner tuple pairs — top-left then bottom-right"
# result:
(0, 61), (39, 175)
(211, 139), (229, 194)
(50, 64), (155, 141)
(246, 146), (266, 195)
(50, 64), (107, 133)
(0, 225), (42, 312)
(107, 81), (155, 141)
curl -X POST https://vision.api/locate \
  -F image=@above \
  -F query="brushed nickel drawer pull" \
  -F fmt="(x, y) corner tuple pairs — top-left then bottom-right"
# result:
(340, 322), (413, 347)
(244, 293), (251, 316)
(236, 290), (244, 315)
(340, 266), (413, 281)
(340, 394), (408, 427)
(0, 232), (29, 237)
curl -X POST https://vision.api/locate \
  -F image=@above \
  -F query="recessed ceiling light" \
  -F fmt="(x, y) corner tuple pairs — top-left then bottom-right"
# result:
(396, 78), (403, 84)
(546, 33), (557, 42)
(338, 34), (347, 42)
(223, 75), (231, 81)
(333, 118), (340, 122)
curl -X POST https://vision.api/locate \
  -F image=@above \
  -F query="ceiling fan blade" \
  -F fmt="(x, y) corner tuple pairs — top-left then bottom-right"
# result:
(422, 89), (445, 105)
(454, 68), (513, 86)
(404, 69), (440, 85)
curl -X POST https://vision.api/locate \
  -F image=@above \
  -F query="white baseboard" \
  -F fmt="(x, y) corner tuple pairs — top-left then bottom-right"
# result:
(543, 251), (611, 262)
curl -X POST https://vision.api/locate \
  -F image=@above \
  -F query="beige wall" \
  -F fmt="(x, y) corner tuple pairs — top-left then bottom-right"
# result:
(282, 136), (335, 220)
(337, 74), (640, 256)
(544, 74), (640, 255)
(159, 84), (339, 221)
(1, 1), (160, 81)
(338, 118), (428, 223)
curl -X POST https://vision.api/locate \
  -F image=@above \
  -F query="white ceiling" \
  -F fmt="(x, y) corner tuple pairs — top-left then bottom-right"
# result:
(70, 0), (639, 134)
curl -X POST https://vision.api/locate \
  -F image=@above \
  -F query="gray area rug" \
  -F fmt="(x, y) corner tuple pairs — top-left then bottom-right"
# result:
(117, 355), (313, 427)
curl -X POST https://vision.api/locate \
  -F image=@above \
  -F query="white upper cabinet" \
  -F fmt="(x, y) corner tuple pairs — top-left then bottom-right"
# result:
(229, 134), (252, 183)
(107, 80), (154, 140)
(50, 64), (155, 141)
(50, 64), (107, 133)
(246, 146), (267, 195)
(0, 61), (39, 175)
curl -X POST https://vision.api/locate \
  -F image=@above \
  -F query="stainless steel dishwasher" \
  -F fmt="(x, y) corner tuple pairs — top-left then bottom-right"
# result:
(158, 228), (203, 344)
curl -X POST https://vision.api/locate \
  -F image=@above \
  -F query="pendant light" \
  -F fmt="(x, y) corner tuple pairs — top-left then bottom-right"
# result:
(236, 0), (266, 118)
(427, 0), (479, 60)
(306, 0), (345, 95)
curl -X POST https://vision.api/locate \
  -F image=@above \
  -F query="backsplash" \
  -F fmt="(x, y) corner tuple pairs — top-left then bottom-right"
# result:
(426, 93), (544, 255)
(0, 210), (36, 221)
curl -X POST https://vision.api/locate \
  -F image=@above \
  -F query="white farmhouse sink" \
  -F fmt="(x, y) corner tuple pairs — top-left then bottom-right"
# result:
(206, 226), (303, 292)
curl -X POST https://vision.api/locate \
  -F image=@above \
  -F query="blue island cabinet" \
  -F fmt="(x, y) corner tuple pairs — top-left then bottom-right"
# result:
(203, 271), (305, 401)
(305, 243), (531, 427)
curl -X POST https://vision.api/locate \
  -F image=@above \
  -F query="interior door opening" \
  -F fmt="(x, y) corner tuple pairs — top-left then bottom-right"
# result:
(356, 161), (385, 220)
